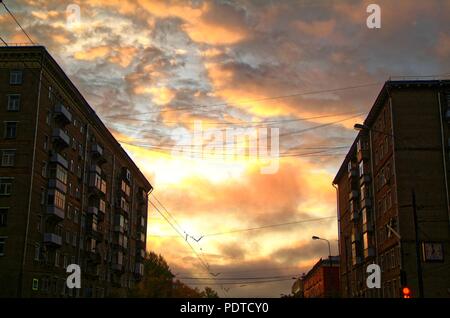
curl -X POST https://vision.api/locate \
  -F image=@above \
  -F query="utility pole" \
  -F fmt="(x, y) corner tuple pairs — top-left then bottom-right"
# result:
(412, 189), (424, 298)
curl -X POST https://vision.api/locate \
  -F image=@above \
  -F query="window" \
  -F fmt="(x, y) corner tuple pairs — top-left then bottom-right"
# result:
(41, 161), (47, 177)
(68, 183), (73, 196)
(0, 208), (8, 227)
(120, 197), (129, 213)
(67, 204), (73, 220)
(1, 150), (15, 166)
(7, 94), (20, 111)
(72, 137), (77, 150)
(63, 255), (68, 269)
(36, 215), (41, 233)
(75, 187), (80, 199)
(43, 135), (48, 150)
(77, 165), (82, 178)
(0, 237), (6, 256)
(99, 199), (106, 213)
(49, 164), (67, 184)
(80, 124), (84, 134)
(40, 188), (46, 205)
(48, 85), (53, 100)
(66, 231), (71, 244)
(0, 178), (12, 195)
(74, 208), (79, 224)
(10, 70), (23, 84)
(46, 111), (51, 125)
(363, 232), (369, 250)
(121, 181), (130, 196)
(34, 244), (40, 261)
(72, 233), (77, 247)
(4, 122), (17, 139)
(48, 189), (66, 210)
(359, 161), (364, 176)
(360, 184), (366, 201)
(70, 160), (74, 172)
(78, 144), (83, 157)
(55, 251), (60, 267)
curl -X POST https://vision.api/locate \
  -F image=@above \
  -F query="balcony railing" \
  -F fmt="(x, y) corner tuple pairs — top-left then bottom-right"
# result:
(134, 263), (144, 276)
(52, 128), (70, 148)
(54, 104), (72, 124)
(50, 153), (68, 169)
(359, 174), (371, 185)
(48, 178), (67, 194)
(91, 143), (104, 157)
(87, 206), (98, 216)
(43, 233), (62, 247)
(46, 205), (65, 221)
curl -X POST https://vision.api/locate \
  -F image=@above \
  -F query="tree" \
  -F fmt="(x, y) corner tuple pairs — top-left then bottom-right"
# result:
(130, 252), (219, 298)
(201, 287), (219, 298)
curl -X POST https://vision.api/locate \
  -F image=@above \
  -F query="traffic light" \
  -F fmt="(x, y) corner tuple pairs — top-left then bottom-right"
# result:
(402, 287), (412, 298)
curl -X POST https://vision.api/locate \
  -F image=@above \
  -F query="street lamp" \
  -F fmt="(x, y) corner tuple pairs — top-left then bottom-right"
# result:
(353, 123), (369, 131)
(312, 236), (332, 265)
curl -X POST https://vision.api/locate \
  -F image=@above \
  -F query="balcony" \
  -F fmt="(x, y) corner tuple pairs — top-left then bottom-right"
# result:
(113, 224), (124, 233)
(134, 263), (144, 276)
(86, 220), (103, 241)
(91, 143), (106, 163)
(361, 198), (372, 209)
(54, 104), (72, 124)
(363, 220), (374, 233)
(352, 256), (363, 266)
(89, 175), (107, 196)
(350, 210), (359, 222)
(46, 205), (65, 221)
(87, 206), (98, 216)
(44, 233), (62, 247)
(364, 247), (375, 258)
(347, 169), (358, 179)
(48, 178), (67, 194)
(357, 149), (369, 162)
(50, 153), (68, 169)
(349, 190), (359, 201)
(52, 128), (70, 148)
(88, 251), (101, 264)
(112, 263), (123, 272)
(90, 165), (102, 175)
(359, 174), (371, 185)
(351, 232), (360, 243)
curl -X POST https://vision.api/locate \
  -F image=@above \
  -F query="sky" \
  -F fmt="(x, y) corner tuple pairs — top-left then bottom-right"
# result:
(1, 0), (450, 297)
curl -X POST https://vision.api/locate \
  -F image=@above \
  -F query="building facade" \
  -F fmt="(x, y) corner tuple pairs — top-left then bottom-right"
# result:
(301, 256), (340, 298)
(333, 79), (450, 298)
(0, 46), (152, 297)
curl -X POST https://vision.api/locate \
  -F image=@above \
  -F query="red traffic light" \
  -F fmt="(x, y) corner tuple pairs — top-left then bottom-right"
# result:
(402, 287), (411, 298)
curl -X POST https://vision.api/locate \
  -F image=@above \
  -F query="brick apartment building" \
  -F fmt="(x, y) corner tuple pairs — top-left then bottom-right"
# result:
(294, 256), (340, 298)
(333, 79), (450, 298)
(0, 46), (152, 297)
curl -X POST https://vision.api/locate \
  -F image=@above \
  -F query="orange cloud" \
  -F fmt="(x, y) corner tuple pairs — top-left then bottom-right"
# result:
(294, 19), (336, 37)
(74, 45), (109, 61)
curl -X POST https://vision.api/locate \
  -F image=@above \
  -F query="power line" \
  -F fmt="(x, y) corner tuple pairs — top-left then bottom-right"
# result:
(150, 215), (336, 240)
(0, 35), (7, 46)
(104, 82), (381, 118)
(151, 192), (185, 237)
(1, 0), (35, 44)
(198, 215), (336, 239)
(175, 266), (306, 275)
(176, 274), (298, 280)
(108, 109), (363, 125)
(148, 198), (213, 275)
(184, 278), (294, 286)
